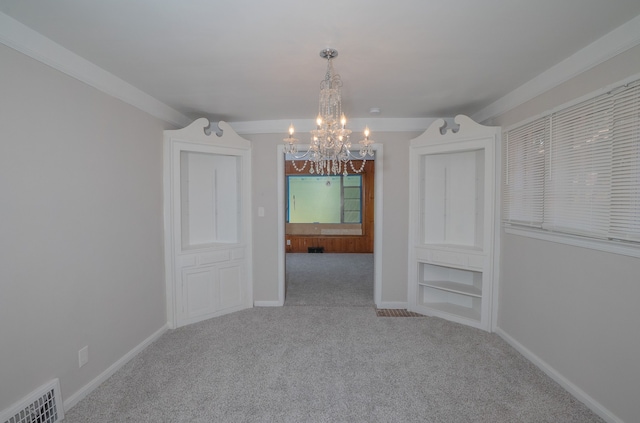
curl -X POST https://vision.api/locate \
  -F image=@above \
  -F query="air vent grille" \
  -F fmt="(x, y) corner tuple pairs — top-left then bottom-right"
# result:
(2, 380), (63, 423)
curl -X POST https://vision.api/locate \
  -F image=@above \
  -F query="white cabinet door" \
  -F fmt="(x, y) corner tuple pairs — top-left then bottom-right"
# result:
(164, 119), (252, 328)
(180, 262), (245, 323)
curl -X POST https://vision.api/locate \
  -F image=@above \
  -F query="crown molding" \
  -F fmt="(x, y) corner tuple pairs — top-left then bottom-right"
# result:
(228, 117), (440, 135)
(0, 12), (191, 128)
(472, 14), (640, 124)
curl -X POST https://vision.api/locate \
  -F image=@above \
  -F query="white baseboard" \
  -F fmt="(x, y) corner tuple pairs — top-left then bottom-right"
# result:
(376, 301), (408, 309)
(495, 327), (623, 423)
(254, 300), (284, 307)
(63, 324), (168, 412)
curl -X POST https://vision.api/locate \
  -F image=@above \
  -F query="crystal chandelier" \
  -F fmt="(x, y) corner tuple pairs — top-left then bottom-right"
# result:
(284, 48), (374, 175)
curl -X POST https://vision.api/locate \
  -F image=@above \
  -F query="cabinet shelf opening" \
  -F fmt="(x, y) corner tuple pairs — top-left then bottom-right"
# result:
(418, 280), (482, 297)
(420, 300), (482, 322)
(421, 148), (485, 249)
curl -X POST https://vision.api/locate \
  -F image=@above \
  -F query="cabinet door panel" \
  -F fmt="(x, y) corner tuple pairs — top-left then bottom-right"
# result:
(218, 265), (243, 310)
(183, 268), (214, 319)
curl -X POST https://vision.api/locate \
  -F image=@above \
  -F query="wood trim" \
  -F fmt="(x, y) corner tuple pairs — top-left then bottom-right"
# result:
(285, 160), (374, 253)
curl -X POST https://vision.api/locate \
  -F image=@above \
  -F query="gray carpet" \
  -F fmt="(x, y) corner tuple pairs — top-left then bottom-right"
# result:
(62, 254), (604, 422)
(285, 253), (374, 307)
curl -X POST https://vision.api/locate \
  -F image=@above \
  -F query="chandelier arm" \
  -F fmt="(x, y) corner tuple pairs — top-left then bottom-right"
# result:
(347, 151), (373, 160)
(287, 150), (313, 161)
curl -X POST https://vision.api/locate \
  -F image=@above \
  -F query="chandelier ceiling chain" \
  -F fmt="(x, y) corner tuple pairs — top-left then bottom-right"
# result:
(284, 49), (374, 175)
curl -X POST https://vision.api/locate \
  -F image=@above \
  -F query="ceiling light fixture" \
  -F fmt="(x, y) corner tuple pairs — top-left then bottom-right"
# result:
(284, 48), (374, 175)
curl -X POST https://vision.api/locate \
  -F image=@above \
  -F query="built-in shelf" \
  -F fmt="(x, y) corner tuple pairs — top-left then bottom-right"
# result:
(408, 115), (499, 332)
(417, 262), (483, 323)
(418, 280), (482, 298)
(421, 301), (482, 322)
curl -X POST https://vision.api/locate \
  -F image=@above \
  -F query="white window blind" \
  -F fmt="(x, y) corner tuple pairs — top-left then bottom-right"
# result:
(545, 92), (614, 238)
(610, 84), (640, 241)
(503, 79), (640, 244)
(503, 116), (548, 227)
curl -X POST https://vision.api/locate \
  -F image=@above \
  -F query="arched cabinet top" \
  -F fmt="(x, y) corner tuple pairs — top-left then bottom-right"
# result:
(411, 114), (499, 147)
(164, 118), (251, 150)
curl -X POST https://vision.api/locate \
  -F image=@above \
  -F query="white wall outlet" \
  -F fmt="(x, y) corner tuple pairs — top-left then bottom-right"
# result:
(286, 239), (291, 245)
(78, 346), (89, 368)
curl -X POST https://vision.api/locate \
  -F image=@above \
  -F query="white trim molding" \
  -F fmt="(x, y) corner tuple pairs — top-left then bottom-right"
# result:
(276, 145), (287, 306)
(504, 225), (640, 259)
(495, 327), (623, 423)
(229, 118), (439, 135)
(254, 300), (284, 307)
(0, 12), (190, 128)
(63, 324), (168, 412)
(472, 14), (640, 124)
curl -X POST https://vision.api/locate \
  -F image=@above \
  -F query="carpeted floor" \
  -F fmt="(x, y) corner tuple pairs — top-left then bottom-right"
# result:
(285, 253), (374, 307)
(62, 254), (605, 423)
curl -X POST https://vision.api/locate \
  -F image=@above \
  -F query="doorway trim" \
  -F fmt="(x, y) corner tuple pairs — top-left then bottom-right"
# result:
(276, 144), (384, 306)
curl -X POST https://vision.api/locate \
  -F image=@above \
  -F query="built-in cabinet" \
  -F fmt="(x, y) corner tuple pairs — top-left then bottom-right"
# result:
(408, 115), (500, 331)
(164, 119), (253, 329)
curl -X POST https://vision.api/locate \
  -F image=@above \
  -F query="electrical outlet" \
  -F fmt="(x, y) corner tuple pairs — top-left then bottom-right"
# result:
(286, 239), (291, 245)
(78, 346), (89, 368)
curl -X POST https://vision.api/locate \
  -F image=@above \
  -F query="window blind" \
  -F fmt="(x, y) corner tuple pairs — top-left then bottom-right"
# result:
(610, 83), (640, 241)
(503, 116), (548, 227)
(503, 79), (640, 244)
(544, 91), (614, 238)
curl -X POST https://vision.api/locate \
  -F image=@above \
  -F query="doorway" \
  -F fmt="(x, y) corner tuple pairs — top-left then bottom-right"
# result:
(276, 144), (384, 307)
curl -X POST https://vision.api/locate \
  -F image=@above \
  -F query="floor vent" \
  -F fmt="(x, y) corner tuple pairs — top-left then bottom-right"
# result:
(376, 308), (426, 317)
(1, 379), (64, 423)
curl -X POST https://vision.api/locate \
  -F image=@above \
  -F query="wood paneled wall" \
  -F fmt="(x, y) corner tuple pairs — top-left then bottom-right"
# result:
(285, 160), (375, 253)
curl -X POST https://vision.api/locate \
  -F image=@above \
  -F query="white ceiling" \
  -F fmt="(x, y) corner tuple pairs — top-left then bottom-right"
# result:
(2, 0), (640, 125)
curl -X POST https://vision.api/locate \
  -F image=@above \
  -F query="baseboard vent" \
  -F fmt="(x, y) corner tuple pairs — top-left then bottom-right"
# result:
(1, 379), (64, 423)
(376, 308), (426, 317)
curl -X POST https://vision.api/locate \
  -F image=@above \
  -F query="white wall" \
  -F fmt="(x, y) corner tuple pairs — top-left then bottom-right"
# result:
(0, 44), (168, 410)
(492, 44), (640, 423)
(246, 131), (420, 305)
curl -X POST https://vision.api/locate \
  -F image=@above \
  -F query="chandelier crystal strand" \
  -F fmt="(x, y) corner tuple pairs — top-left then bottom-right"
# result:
(284, 49), (374, 175)
(291, 159), (308, 172)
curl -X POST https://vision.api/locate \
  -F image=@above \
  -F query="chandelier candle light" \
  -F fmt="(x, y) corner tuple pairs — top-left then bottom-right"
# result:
(284, 48), (374, 175)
